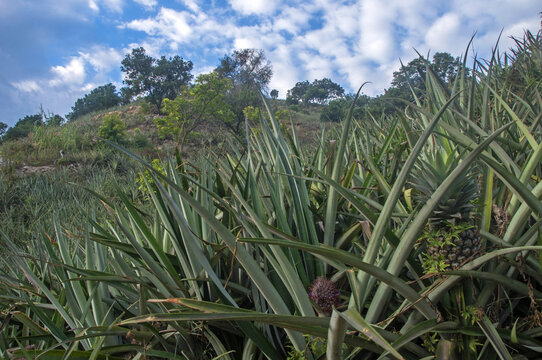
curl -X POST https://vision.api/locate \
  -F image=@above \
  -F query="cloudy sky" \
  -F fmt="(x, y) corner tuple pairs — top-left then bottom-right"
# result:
(0, 0), (539, 126)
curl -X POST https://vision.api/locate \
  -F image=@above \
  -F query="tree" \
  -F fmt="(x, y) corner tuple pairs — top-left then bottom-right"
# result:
(286, 78), (344, 105)
(270, 89), (279, 99)
(67, 83), (121, 121)
(308, 78), (344, 104)
(45, 114), (64, 127)
(320, 99), (346, 122)
(3, 114), (43, 141)
(390, 52), (461, 101)
(0, 122), (7, 138)
(215, 49), (272, 133)
(121, 47), (193, 112)
(216, 48), (272, 89)
(156, 72), (234, 151)
(286, 80), (311, 105)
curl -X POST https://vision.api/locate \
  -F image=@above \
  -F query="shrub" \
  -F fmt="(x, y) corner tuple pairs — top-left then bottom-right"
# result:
(320, 99), (345, 122)
(97, 113), (126, 143)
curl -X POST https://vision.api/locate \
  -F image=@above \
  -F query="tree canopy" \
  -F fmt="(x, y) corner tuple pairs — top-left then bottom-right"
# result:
(0, 122), (7, 140)
(215, 48), (273, 133)
(390, 52), (462, 101)
(156, 72), (234, 150)
(286, 78), (344, 105)
(216, 48), (272, 90)
(121, 47), (193, 112)
(2, 114), (43, 141)
(67, 83), (121, 121)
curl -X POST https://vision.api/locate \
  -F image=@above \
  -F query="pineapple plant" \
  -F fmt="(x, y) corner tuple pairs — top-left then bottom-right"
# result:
(410, 146), (482, 270)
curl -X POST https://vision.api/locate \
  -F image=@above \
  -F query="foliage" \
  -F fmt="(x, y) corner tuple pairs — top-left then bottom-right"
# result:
(0, 121), (7, 138)
(2, 113), (43, 141)
(136, 158), (165, 198)
(45, 114), (64, 127)
(67, 83), (121, 121)
(242, 105), (259, 123)
(320, 98), (346, 122)
(130, 127), (150, 148)
(270, 89), (279, 99)
(215, 48), (272, 133)
(216, 48), (272, 89)
(121, 47), (193, 112)
(390, 51), (463, 102)
(97, 113), (126, 143)
(156, 72), (233, 150)
(286, 78), (344, 105)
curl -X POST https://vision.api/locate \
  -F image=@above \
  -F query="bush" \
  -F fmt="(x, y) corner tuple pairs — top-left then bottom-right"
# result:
(320, 99), (345, 122)
(97, 113), (126, 143)
(131, 128), (150, 148)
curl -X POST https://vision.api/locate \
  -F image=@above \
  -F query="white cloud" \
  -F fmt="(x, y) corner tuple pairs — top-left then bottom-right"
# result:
(49, 57), (87, 87)
(79, 46), (123, 73)
(181, 0), (200, 12)
(132, 0), (156, 9)
(11, 80), (41, 93)
(424, 13), (463, 53)
(272, 6), (311, 34)
(124, 8), (193, 46)
(88, 0), (99, 11)
(101, 0), (124, 12)
(229, 0), (278, 15)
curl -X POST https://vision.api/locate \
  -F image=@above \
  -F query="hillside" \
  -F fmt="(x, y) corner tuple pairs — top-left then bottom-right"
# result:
(0, 100), (334, 250)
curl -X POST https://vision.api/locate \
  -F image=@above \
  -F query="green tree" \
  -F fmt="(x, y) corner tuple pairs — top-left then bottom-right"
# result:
(215, 48), (272, 133)
(121, 47), (193, 112)
(45, 114), (64, 127)
(270, 89), (279, 99)
(286, 80), (311, 105)
(156, 72), (233, 151)
(67, 83), (121, 121)
(3, 114), (43, 141)
(97, 113), (126, 143)
(0, 122), (7, 138)
(287, 78), (344, 105)
(320, 98), (346, 122)
(390, 52), (461, 102)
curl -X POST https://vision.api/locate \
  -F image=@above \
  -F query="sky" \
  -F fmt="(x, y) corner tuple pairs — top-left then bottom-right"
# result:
(0, 0), (539, 127)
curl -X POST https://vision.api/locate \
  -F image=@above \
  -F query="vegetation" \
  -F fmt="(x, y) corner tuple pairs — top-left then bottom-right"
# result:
(286, 78), (345, 105)
(67, 83), (122, 121)
(97, 113), (127, 143)
(215, 48), (273, 133)
(121, 47), (194, 112)
(0, 122), (7, 139)
(2, 113), (43, 141)
(0, 31), (541, 360)
(156, 72), (233, 150)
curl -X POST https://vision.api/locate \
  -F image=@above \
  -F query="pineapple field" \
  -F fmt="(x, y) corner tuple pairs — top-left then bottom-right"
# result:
(0, 32), (541, 359)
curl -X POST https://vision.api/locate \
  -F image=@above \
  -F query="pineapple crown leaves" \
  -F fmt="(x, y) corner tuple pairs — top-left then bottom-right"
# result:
(408, 146), (479, 223)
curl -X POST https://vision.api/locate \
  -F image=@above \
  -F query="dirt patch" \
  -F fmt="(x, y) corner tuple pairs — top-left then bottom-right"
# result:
(16, 165), (57, 175)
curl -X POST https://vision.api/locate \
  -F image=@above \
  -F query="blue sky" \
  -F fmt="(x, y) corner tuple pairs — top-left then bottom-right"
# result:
(0, 0), (539, 126)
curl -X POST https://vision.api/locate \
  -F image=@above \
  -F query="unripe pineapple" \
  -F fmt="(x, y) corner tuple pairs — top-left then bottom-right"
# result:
(308, 277), (340, 314)
(410, 148), (482, 270)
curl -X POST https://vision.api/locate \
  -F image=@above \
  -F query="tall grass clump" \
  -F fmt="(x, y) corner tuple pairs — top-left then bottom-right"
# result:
(0, 31), (541, 359)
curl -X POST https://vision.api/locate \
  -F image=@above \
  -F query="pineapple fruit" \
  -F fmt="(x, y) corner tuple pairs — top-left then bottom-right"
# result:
(410, 148), (482, 270)
(308, 277), (340, 315)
